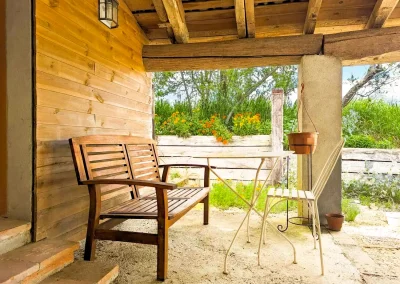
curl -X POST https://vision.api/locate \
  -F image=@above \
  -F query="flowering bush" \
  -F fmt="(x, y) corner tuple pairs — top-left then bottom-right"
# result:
(233, 113), (261, 136)
(156, 111), (232, 143)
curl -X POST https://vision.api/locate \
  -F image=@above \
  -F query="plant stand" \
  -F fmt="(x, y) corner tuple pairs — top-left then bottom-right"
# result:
(277, 146), (317, 238)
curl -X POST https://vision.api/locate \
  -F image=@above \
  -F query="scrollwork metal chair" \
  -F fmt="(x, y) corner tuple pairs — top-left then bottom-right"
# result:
(257, 138), (345, 275)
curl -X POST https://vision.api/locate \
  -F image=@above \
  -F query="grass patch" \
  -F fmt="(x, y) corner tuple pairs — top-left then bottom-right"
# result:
(210, 181), (297, 213)
(342, 199), (360, 222)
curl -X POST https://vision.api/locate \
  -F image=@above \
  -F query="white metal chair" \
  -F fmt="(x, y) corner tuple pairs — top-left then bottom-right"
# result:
(257, 138), (345, 275)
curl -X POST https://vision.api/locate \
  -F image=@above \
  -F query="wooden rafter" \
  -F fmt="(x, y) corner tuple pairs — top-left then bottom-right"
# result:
(160, 0), (189, 43)
(245, 0), (255, 38)
(365, 0), (399, 29)
(152, 0), (175, 43)
(235, 0), (247, 38)
(303, 0), (323, 34)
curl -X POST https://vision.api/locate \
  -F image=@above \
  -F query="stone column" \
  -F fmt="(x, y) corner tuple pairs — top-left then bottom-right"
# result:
(297, 55), (342, 224)
(271, 88), (284, 184)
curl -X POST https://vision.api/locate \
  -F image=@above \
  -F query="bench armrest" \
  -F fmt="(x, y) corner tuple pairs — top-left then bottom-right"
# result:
(159, 164), (216, 169)
(81, 179), (177, 190)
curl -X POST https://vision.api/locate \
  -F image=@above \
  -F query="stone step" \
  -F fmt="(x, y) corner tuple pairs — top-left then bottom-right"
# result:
(40, 261), (119, 284)
(0, 239), (79, 284)
(0, 217), (31, 255)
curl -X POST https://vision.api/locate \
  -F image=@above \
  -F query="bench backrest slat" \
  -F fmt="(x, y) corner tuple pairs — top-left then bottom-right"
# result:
(69, 135), (159, 199)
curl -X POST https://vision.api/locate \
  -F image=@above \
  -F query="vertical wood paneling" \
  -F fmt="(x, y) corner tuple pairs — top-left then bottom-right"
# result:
(35, 0), (152, 241)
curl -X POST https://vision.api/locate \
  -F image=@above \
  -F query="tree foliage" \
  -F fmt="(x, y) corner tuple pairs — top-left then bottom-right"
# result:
(153, 67), (297, 124)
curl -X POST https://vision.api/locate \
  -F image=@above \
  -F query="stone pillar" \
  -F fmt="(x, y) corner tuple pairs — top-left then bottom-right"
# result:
(297, 55), (342, 224)
(271, 88), (284, 184)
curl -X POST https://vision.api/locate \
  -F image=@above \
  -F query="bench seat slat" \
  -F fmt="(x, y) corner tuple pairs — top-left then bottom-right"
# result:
(101, 187), (209, 220)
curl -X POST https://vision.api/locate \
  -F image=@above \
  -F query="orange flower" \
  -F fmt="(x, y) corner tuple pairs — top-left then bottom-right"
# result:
(223, 140), (228, 145)
(217, 137), (223, 142)
(211, 130), (217, 135)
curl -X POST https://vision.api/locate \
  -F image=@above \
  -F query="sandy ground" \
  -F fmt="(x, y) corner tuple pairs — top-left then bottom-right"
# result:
(74, 205), (399, 284)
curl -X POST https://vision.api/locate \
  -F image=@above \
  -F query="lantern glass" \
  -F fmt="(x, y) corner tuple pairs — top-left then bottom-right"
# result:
(99, 0), (119, 29)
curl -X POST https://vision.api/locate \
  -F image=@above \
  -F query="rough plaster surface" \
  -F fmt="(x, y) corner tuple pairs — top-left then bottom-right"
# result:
(297, 55), (342, 223)
(76, 208), (366, 284)
(6, 0), (33, 221)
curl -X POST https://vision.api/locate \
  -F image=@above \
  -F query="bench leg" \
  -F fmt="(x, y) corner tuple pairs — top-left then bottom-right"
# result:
(157, 222), (168, 281)
(84, 185), (100, 261)
(203, 195), (209, 225)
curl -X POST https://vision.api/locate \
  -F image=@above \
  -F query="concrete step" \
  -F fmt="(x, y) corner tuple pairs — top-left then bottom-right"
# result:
(0, 217), (31, 255)
(0, 239), (79, 284)
(40, 261), (119, 284)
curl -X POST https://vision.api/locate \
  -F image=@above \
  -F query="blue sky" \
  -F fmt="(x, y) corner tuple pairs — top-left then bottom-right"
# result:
(343, 65), (369, 80)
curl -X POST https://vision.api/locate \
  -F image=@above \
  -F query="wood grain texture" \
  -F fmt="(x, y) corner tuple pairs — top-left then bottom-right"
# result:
(235, 0), (246, 38)
(324, 26), (400, 65)
(162, 0), (189, 43)
(35, 0), (152, 241)
(245, 0), (255, 38)
(303, 0), (322, 34)
(128, 0), (400, 44)
(143, 34), (322, 70)
(366, 0), (399, 29)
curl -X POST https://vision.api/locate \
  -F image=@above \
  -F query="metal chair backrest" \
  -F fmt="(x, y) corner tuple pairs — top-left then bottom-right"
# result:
(311, 139), (345, 200)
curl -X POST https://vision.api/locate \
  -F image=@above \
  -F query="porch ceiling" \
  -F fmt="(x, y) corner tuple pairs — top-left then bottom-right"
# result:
(127, 0), (400, 44)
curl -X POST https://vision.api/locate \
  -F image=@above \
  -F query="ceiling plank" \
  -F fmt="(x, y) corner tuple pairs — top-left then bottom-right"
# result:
(303, 0), (323, 34)
(365, 0), (399, 29)
(235, 0), (247, 38)
(245, 0), (255, 38)
(161, 0), (189, 43)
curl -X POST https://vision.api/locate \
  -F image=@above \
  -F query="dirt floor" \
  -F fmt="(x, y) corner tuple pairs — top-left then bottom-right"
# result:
(75, 206), (400, 284)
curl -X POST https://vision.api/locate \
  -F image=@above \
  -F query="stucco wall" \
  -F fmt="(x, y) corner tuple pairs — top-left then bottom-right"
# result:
(5, 0), (33, 221)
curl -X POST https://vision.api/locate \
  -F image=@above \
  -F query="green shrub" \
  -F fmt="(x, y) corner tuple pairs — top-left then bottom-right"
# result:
(343, 100), (400, 148)
(345, 135), (394, 149)
(342, 199), (360, 222)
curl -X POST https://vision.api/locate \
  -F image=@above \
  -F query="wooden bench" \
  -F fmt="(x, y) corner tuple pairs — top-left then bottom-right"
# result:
(69, 135), (211, 281)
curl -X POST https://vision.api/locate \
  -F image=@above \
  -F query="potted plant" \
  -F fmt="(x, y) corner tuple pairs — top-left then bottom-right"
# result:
(287, 83), (319, 154)
(325, 213), (345, 231)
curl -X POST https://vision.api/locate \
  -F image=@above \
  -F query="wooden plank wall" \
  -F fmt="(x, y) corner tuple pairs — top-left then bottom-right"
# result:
(157, 135), (274, 181)
(157, 136), (400, 183)
(0, 0), (6, 216)
(35, 0), (152, 241)
(342, 148), (400, 180)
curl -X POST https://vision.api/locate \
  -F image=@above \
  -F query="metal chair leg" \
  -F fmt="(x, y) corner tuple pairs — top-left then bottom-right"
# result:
(314, 201), (324, 275)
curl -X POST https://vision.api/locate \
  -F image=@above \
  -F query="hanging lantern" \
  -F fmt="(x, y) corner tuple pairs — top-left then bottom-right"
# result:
(98, 0), (119, 29)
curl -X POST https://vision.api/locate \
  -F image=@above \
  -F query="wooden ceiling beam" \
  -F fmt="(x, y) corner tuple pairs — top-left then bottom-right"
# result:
(160, 0), (189, 43)
(143, 34), (323, 71)
(365, 0), (399, 29)
(324, 26), (400, 65)
(235, 0), (247, 38)
(245, 0), (255, 38)
(303, 0), (322, 34)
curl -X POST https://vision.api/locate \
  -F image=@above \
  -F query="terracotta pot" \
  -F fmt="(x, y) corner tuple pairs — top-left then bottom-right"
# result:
(325, 213), (344, 231)
(287, 132), (318, 154)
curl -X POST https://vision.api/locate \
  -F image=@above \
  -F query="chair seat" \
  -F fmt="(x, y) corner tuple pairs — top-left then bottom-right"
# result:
(101, 187), (209, 220)
(267, 188), (315, 201)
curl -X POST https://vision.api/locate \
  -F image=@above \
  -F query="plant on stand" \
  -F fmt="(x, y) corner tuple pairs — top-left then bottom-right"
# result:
(287, 83), (319, 154)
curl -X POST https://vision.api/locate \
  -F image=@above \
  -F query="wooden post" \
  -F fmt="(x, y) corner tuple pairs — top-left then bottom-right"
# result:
(271, 88), (284, 184)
